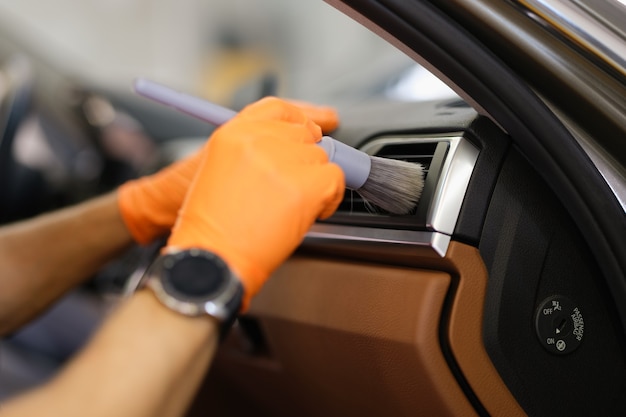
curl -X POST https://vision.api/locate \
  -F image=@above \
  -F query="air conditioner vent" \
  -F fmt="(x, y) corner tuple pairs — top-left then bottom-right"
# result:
(322, 134), (478, 234)
(374, 141), (438, 166)
(336, 141), (439, 215)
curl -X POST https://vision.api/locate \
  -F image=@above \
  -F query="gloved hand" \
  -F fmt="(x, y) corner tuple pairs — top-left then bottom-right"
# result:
(117, 100), (339, 244)
(285, 99), (338, 134)
(166, 97), (345, 309)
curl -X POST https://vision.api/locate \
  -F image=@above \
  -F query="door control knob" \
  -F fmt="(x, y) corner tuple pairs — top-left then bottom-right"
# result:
(535, 295), (584, 355)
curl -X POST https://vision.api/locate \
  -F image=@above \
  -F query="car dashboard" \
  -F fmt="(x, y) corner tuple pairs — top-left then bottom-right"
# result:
(181, 93), (626, 416)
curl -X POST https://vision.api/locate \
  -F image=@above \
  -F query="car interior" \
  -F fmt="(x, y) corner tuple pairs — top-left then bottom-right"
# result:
(0, 0), (625, 416)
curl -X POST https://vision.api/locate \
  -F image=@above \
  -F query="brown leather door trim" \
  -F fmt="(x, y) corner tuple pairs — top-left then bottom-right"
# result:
(194, 257), (478, 417)
(189, 242), (525, 417)
(444, 241), (526, 416)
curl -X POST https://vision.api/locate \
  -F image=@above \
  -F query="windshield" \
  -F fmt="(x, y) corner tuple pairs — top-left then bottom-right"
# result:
(0, 0), (457, 107)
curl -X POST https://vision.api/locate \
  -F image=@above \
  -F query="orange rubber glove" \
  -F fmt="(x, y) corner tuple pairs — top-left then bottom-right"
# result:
(117, 101), (339, 245)
(285, 99), (338, 134)
(166, 97), (345, 309)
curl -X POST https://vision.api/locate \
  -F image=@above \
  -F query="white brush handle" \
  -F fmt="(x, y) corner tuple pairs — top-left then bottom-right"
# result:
(133, 78), (371, 190)
(316, 136), (370, 190)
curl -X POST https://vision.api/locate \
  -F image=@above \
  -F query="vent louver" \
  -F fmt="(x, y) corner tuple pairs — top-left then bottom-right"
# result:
(336, 141), (439, 215)
(323, 135), (461, 231)
(311, 133), (479, 256)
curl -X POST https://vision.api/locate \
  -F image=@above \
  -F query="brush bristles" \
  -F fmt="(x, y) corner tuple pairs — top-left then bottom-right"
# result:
(357, 157), (425, 215)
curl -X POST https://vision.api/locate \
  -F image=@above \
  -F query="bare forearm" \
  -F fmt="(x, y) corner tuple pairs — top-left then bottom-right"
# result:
(2, 290), (219, 417)
(0, 191), (134, 334)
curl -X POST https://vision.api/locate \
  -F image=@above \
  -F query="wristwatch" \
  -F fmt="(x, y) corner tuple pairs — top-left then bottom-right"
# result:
(141, 248), (243, 336)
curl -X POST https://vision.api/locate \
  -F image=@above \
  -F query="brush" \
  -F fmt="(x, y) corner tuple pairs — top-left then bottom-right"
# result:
(132, 78), (424, 215)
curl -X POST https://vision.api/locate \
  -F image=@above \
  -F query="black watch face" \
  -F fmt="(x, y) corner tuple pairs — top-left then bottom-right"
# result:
(163, 251), (228, 299)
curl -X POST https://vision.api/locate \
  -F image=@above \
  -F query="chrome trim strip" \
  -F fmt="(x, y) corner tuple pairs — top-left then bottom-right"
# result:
(305, 224), (451, 258)
(431, 233), (452, 258)
(307, 223), (441, 246)
(358, 133), (461, 156)
(426, 138), (480, 234)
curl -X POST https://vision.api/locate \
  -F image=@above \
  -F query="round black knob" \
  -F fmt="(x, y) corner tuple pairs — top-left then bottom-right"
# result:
(535, 295), (584, 355)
